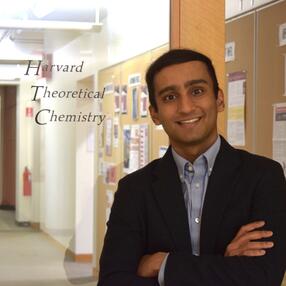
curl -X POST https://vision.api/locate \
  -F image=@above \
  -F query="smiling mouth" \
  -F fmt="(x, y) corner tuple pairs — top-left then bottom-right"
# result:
(177, 117), (201, 124)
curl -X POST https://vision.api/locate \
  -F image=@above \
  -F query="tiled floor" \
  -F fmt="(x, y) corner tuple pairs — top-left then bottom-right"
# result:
(0, 210), (97, 286)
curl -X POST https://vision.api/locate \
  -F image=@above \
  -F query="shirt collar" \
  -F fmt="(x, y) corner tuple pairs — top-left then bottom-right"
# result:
(172, 136), (221, 181)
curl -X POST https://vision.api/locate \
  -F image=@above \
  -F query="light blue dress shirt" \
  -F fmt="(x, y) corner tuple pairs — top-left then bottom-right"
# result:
(158, 136), (221, 286)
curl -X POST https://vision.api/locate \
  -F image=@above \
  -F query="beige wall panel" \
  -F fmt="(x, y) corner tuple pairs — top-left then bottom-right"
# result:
(96, 65), (121, 269)
(226, 13), (255, 152)
(171, 0), (226, 136)
(256, 1), (286, 157)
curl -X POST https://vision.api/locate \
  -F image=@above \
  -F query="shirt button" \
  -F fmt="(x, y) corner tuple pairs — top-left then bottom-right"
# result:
(188, 165), (193, 172)
(195, 183), (200, 188)
(195, 217), (200, 224)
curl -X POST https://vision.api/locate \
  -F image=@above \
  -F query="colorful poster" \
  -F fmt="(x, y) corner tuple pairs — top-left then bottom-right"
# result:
(140, 85), (148, 117)
(123, 125), (131, 173)
(121, 85), (127, 114)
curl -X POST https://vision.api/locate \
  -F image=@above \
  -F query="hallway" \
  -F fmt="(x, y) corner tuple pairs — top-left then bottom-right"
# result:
(0, 210), (97, 286)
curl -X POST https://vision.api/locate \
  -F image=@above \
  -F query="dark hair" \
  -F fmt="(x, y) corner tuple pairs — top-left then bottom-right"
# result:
(145, 49), (219, 110)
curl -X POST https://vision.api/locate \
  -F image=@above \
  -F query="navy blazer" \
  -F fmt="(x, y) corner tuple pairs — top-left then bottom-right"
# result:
(98, 137), (286, 286)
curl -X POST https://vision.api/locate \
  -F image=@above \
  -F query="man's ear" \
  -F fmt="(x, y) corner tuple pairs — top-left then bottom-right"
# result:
(149, 105), (161, 125)
(216, 89), (225, 112)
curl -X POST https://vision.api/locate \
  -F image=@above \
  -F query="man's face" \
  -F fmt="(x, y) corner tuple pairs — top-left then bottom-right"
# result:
(149, 61), (224, 153)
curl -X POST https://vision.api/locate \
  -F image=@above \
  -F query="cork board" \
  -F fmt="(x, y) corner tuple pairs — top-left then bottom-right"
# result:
(226, 13), (255, 152)
(256, 1), (286, 158)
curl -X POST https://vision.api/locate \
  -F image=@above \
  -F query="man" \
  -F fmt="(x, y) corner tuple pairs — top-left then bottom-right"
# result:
(98, 49), (286, 286)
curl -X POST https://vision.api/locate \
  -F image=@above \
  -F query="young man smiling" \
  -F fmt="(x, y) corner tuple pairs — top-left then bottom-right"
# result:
(98, 49), (286, 286)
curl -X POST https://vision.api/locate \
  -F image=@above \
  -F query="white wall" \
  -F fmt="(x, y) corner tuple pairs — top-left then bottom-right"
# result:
(226, 0), (277, 19)
(37, 0), (169, 253)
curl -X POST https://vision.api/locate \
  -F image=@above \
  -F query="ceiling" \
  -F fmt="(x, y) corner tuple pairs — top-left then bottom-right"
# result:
(0, 1), (105, 63)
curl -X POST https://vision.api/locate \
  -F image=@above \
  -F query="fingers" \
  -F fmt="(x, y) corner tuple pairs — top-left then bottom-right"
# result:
(246, 241), (274, 250)
(240, 250), (266, 257)
(236, 230), (273, 244)
(235, 221), (265, 238)
(225, 220), (274, 257)
(228, 241), (274, 257)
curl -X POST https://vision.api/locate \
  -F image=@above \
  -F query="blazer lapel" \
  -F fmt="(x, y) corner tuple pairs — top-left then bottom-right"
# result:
(200, 137), (241, 254)
(151, 147), (192, 251)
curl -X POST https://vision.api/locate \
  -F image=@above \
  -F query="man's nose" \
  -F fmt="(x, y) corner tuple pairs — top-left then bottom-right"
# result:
(177, 94), (196, 114)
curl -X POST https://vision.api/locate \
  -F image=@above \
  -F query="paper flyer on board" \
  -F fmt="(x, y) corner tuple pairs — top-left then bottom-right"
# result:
(273, 103), (286, 177)
(227, 71), (246, 146)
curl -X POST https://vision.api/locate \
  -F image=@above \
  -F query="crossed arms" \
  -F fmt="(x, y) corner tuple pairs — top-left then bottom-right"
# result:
(98, 162), (286, 286)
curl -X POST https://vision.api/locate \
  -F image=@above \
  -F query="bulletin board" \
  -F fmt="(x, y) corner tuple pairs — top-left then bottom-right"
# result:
(255, 0), (286, 158)
(226, 13), (255, 152)
(95, 44), (169, 270)
(226, 0), (286, 159)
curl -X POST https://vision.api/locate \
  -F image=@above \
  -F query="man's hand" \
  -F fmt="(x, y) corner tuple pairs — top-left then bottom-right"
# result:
(137, 252), (168, 278)
(225, 221), (274, 257)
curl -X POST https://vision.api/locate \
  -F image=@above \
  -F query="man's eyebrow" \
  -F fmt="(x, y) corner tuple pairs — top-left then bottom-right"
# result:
(184, 79), (208, 88)
(157, 79), (209, 96)
(157, 85), (178, 96)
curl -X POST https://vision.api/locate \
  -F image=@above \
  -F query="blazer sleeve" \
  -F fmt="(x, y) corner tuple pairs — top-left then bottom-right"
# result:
(164, 161), (286, 286)
(97, 178), (159, 286)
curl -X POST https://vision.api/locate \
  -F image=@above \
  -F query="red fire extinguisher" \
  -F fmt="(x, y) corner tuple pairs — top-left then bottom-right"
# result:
(23, 167), (32, 196)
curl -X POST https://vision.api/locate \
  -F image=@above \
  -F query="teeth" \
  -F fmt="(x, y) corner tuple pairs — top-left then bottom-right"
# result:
(180, 118), (200, 124)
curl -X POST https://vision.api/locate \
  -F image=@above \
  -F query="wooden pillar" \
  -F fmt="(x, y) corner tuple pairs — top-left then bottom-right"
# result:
(170, 0), (226, 136)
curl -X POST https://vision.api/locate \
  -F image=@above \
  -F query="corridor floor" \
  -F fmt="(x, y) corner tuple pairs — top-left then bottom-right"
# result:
(0, 210), (97, 286)
(0, 210), (285, 286)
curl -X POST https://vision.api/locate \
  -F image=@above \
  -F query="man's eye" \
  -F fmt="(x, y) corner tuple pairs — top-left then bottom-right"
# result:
(192, 88), (204, 96)
(163, 94), (177, 101)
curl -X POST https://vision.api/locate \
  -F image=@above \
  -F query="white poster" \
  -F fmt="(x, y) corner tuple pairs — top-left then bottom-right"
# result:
(113, 116), (120, 148)
(129, 125), (140, 173)
(279, 23), (286, 47)
(139, 124), (149, 168)
(105, 117), (113, 156)
(273, 103), (286, 177)
(227, 71), (246, 146)
(114, 85), (121, 113)
(225, 42), (235, 62)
